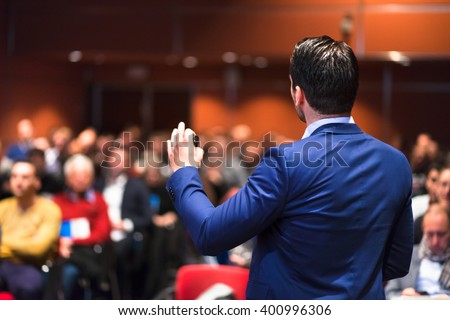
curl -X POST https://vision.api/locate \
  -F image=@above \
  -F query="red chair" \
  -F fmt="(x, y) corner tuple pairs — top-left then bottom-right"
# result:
(174, 264), (249, 300)
(0, 292), (14, 300)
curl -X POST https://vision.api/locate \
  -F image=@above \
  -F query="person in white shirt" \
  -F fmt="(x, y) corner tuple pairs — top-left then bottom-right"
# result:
(98, 147), (152, 299)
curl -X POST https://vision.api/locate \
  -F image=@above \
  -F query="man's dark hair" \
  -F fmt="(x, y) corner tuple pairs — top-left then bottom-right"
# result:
(426, 161), (444, 176)
(27, 148), (45, 159)
(289, 35), (359, 115)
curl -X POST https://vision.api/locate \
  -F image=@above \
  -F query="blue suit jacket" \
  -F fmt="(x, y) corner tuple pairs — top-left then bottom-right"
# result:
(167, 123), (413, 299)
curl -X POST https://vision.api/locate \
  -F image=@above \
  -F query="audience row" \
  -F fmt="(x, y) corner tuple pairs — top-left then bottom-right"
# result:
(1, 118), (450, 299)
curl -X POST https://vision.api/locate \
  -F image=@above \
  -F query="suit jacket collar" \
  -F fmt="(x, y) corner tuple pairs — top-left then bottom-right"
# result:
(310, 123), (363, 136)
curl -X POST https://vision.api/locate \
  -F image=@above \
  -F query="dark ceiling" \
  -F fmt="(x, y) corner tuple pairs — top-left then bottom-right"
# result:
(3, 0), (450, 68)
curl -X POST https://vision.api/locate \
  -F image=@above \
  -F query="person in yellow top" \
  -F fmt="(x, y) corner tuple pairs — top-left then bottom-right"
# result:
(0, 161), (61, 299)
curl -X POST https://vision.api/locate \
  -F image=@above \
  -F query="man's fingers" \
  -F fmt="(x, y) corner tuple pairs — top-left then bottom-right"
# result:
(171, 128), (178, 146)
(171, 126), (195, 145)
(177, 122), (186, 141)
(185, 128), (195, 142)
(168, 121), (204, 172)
(167, 139), (173, 156)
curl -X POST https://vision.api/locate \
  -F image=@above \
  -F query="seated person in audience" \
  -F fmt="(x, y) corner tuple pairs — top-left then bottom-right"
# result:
(415, 166), (450, 243)
(1, 119), (35, 179)
(412, 163), (442, 244)
(45, 126), (73, 178)
(27, 148), (65, 198)
(3, 119), (35, 163)
(385, 203), (450, 298)
(0, 161), (61, 299)
(412, 163), (442, 220)
(437, 166), (450, 211)
(52, 154), (111, 299)
(142, 161), (184, 299)
(96, 147), (152, 299)
(409, 133), (439, 197)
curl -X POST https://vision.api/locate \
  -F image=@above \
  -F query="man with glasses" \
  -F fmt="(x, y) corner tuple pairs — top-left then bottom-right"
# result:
(385, 203), (450, 298)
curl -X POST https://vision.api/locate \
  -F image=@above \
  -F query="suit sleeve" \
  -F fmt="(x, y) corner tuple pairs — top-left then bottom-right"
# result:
(167, 147), (289, 255)
(382, 169), (414, 281)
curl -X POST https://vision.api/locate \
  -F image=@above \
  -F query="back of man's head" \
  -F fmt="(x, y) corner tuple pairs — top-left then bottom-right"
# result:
(289, 35), (359, 115)
(27, 148), (47, 176)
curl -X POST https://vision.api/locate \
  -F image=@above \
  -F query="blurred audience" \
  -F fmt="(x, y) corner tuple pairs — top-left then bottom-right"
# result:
(146, 130), (171, 178)
(1, 123), (450, 300)
(68, 127), (97, 156)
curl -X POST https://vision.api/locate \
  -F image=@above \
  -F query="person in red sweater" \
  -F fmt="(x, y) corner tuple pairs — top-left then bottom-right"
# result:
(53, 154), (111, 299)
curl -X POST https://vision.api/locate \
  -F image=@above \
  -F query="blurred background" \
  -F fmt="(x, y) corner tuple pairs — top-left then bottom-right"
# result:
(0, 0), (449, 150)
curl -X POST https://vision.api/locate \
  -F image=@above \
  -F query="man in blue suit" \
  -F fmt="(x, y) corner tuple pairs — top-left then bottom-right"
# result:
(166, 35), (413, 299)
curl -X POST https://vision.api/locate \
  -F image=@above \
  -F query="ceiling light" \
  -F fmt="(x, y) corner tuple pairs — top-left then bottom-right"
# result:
(126, 65), (149, 80)
(222, 52), (238, 64)
(388, 51), (411, 66)
(68, 51), (82, 63)
(183, 56), (198, 68)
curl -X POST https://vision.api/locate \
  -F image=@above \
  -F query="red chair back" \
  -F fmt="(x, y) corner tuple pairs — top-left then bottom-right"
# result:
(175, 264), (249, 300)
(0, 292), (14, 300)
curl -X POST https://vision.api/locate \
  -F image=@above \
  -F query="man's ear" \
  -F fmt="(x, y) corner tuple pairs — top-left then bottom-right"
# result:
(293, 85), (304, 106)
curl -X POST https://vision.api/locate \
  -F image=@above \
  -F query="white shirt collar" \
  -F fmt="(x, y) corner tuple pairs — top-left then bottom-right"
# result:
(302, 116), (355, 139)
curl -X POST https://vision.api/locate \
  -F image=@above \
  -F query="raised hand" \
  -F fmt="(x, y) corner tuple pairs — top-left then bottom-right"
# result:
(167, 121), (204, 173)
